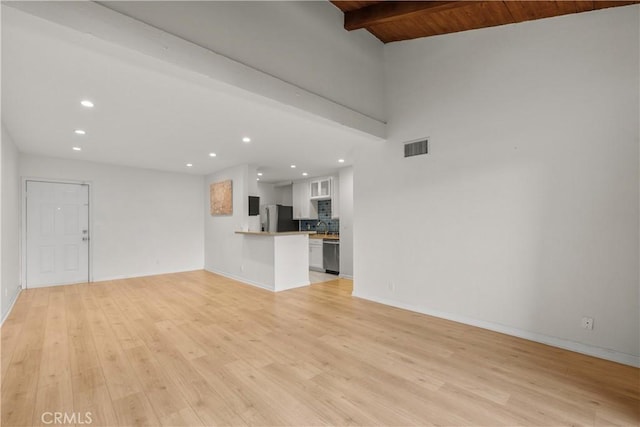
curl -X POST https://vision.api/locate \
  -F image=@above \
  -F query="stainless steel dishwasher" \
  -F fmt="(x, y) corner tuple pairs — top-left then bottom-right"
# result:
(322, 240), (340, 274)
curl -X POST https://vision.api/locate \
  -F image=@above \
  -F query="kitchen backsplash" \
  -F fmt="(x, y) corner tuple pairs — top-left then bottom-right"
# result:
(300, 200), (339, 233)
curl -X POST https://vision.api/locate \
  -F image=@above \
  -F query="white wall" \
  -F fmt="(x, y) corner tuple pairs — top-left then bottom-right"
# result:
(257, 183), (294, 208)
(20, 154), (204, 281)
(1, 126), (21, 321)
(339, 166), (354, 278)
(204, 164), (250, 277)
(355, 6), (640, 365)
(257, 182), (279, 207)
(277, 184), (293, 206)
(100, 1), (385, 122)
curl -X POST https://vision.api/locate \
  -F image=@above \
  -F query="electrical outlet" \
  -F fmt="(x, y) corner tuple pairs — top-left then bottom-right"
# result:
(581, 317), (594, 330)
(388, 281), (395, 291)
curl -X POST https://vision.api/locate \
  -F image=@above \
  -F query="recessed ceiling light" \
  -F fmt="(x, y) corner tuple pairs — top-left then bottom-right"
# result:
(80, 100), (94, 108)
(302, 172), (308, 176)
(186, 163), (193, 167)
(209, 152), (217, 157)
(72, 147), (82, 151)
(290, 165), (296, 168)
(257, 172), (263, 176)
(74, 129), (86, 135)
(242, 137), (251, 143)
(338, 159), (345, 163)
(256, 178), (260, 181)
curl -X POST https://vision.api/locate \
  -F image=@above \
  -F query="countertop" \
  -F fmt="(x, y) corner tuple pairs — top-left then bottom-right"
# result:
(235, 231), (317, 236)
(309, 234), (340, 240)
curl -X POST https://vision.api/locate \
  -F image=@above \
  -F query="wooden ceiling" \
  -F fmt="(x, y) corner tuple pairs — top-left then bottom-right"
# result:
(331, 1), (640, 43)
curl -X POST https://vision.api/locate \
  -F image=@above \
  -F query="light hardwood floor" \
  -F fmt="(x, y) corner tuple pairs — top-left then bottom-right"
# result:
(309, 270), (340, 284)
(2, 270), (638, 426)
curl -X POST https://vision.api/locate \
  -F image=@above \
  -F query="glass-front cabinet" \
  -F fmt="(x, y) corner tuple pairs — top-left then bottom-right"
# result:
(310, 178), (331, 200)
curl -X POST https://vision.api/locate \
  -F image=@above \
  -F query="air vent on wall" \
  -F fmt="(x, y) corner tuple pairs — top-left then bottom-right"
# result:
(404, 138), (429, 158)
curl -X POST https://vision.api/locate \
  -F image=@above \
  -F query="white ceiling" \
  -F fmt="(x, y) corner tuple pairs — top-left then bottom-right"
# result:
(1, 7), (379, 183)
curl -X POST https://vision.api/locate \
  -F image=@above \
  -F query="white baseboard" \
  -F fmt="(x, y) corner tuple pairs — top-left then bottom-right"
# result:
(353, 291), (640, 368)
(339, 274), (353, 279)
(1, 288), (22, 326)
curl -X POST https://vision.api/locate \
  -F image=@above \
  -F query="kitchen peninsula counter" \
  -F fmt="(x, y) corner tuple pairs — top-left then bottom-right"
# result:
(234, 230), (313, 292)
(235, 231), (317, 236)
(309, 234), (339, 240)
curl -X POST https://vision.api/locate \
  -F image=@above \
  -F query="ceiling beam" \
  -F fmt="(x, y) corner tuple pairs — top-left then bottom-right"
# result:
(344, 1), (474, 31)
(5, 1), (386, 140)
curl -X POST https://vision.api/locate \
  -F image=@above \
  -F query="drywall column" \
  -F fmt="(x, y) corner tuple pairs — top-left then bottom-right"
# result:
(1, 126), (21, 322)
(339, 166), (354, 278)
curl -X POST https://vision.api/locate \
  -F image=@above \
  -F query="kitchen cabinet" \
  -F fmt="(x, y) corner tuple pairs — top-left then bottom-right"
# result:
(292, 181), (318, 220)
(310, 178), (332, 200)
(309, 239), (324, 271)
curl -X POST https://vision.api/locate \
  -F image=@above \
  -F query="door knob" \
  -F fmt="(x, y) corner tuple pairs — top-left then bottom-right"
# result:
(82, 237), (89, 242)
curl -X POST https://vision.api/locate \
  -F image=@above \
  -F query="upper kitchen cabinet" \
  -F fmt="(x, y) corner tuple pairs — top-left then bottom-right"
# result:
(293, 181), (318, 220)
(310, 178), (332, 200)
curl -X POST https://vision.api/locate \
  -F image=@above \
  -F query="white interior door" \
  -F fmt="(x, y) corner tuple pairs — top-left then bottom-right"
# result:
(26, 181), (89, 288)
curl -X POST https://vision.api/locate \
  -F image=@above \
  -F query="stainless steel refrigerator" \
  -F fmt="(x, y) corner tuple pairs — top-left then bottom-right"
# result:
(261, 205), (299, 232)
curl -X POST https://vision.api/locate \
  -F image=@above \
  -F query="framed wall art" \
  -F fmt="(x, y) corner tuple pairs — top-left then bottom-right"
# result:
(210, 179), (233, 215)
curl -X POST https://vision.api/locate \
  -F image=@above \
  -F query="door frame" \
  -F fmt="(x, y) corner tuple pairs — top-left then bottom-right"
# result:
(21, 177), (94, 289)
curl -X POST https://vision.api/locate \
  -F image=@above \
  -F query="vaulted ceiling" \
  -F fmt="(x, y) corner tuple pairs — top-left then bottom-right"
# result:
(331, 1), (640, 43)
